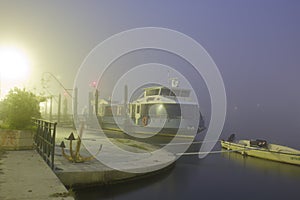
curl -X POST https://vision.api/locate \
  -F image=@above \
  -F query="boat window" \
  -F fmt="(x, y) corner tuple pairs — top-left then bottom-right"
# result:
(164, 104), (181, 118)
(169, 104), (199, 119)
(117, 106), (124, 116)
(172, 89), (180, 97)
(146, 89), (160, 96)
(160, 88), (171, 96)
(146, 104), (198, 119)
(104, 106), (117, 116)
(169, 90), (176, 96)
(130, 104), (135, 118)
(250, 140), (268, 148)
(136, 105), (140, 113)
(180, 90), (190, 97)
(164, 104), (197, 118)
(141, 104), (147, 115)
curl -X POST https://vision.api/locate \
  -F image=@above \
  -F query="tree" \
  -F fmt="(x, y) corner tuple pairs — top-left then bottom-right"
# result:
(0, 88), (41, 129)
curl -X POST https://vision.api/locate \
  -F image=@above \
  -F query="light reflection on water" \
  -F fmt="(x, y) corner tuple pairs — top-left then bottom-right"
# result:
(75, 142), (300, 200)
(221, 151), (300, 179)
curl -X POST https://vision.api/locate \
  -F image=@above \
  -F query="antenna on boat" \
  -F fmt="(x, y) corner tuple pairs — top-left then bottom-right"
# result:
(171, 78), (179, 88)
(167, 70), (179, 87)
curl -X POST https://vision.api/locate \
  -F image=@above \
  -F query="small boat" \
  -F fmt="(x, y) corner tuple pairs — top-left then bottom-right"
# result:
(221, 134), (300, 166)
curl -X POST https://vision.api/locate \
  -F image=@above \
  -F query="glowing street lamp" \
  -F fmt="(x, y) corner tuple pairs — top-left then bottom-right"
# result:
(0, 46), (30, 98)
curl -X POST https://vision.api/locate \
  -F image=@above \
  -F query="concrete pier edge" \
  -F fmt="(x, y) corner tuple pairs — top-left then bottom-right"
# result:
(58, 162), (176, 189)
(54, 127), (178, 189)
(54, 138), (176, 188)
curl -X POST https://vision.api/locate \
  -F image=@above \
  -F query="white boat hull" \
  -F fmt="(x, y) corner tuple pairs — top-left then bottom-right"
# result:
(221, 140), (300, 166)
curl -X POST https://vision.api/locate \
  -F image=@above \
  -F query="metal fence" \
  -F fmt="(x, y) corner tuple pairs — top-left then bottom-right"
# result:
(33, 118), (57, 170)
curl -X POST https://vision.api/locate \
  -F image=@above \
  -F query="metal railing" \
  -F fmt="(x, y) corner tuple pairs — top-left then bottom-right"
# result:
(33, 118), (57, 170)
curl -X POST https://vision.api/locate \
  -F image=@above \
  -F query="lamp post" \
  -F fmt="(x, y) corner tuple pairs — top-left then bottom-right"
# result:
(41, 72), (78, 122)
(42, 72), (72, 97)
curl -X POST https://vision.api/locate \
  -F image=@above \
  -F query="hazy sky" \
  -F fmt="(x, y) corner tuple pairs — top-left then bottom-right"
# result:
(1, 1), (300, 145)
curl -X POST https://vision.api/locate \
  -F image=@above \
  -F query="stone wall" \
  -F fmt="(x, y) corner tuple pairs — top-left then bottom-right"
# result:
(0, 130), (35, 150)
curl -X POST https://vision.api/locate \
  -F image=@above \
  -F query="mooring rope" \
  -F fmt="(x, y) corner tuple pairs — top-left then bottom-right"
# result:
(158, 140), (222, 146)
(176, 148), (255, 156)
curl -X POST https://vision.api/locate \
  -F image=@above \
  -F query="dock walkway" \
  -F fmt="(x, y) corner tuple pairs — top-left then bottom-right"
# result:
(54, 127), (176, 188)
(0, 150), (74, 200)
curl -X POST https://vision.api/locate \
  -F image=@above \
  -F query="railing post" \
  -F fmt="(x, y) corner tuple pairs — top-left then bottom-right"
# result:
(51, 122), (57, 170)
(33, 118), (57, 170)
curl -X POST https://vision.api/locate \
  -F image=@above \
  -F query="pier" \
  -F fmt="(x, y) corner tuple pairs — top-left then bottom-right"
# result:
(0, 119), (176, 199)
(54, 127), (176, 188)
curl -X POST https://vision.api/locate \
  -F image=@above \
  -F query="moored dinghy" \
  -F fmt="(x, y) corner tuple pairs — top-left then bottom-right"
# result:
(221, 134), (300, 166)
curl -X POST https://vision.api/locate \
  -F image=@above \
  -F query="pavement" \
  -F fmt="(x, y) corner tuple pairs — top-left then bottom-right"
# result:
(0, 150), (74, 200)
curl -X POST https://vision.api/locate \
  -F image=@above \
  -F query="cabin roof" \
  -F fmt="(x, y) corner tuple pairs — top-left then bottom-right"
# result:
(144, 86), (190, 91)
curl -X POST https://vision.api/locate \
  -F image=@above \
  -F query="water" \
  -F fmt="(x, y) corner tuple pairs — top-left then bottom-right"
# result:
(74, 141), (300, 200)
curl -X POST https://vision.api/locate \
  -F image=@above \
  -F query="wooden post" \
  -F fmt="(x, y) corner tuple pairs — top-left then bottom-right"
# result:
(95, 89), (99, 116)
(49, 96), (53, 121)
(57, 93), (61, 123)
(73, 88), (78, 117)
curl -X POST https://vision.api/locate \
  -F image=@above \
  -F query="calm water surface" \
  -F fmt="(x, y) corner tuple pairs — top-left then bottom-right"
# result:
(75, 139), (300, 200)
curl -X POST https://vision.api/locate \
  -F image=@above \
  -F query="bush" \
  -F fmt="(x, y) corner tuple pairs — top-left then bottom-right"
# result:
(0, 88), (41, 130)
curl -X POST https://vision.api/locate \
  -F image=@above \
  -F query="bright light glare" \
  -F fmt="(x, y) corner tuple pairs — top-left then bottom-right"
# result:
(0, 46), (31, 98)
(0, 47), (30, 80)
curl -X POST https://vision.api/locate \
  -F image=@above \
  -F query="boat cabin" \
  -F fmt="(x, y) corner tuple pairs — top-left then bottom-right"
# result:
(97, 84), (203, 132)
(144, 87), (191, 98)
(250, 139), (268, 148)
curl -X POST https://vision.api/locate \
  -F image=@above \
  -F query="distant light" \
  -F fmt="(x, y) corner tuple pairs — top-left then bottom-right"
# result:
(90, 81), (97, 88)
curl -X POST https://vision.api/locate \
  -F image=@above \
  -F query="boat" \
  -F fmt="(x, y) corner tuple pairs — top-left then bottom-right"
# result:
(221, 134), (300, 166)
(96, 81), (205, 136)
